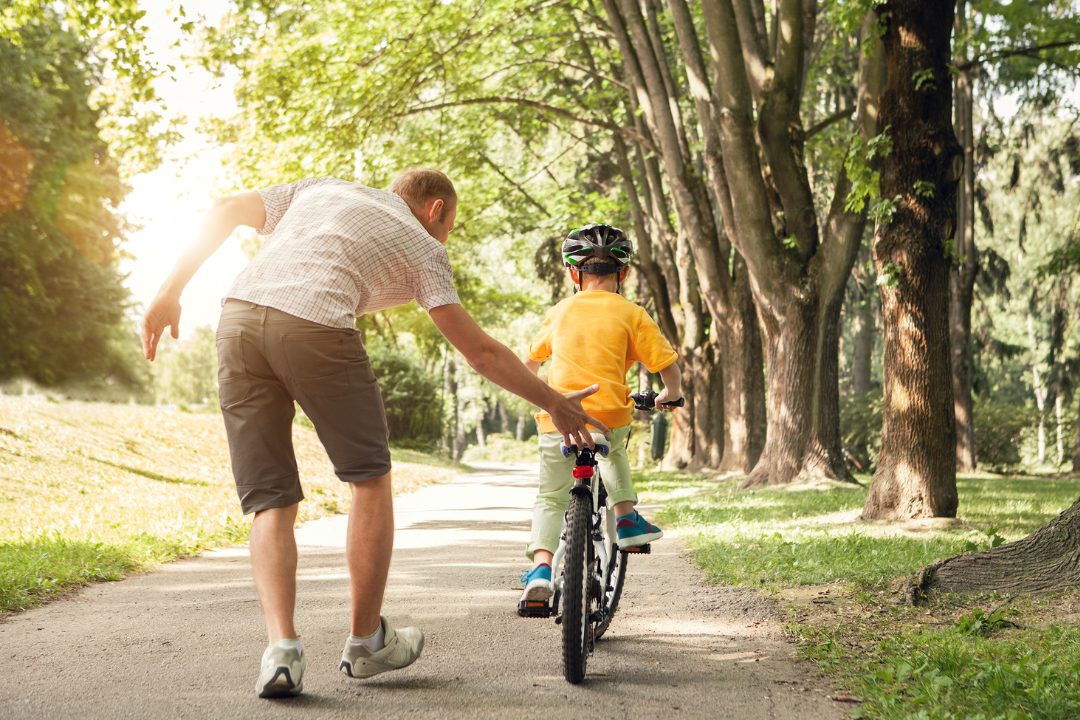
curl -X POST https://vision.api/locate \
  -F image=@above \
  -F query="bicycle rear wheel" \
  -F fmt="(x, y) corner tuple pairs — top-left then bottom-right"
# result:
(561, 491), (593, 684)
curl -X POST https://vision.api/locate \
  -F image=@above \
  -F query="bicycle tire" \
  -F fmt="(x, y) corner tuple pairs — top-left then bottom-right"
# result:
(561, 491), (593, 684)
(594, 542), (627, 639)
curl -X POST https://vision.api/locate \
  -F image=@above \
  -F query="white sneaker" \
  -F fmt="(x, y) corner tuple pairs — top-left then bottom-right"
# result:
(339, 617), (424, 679)
(256, 641), (305, 698)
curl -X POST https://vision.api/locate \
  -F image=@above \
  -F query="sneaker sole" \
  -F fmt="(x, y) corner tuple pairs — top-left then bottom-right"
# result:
(257, 668), (302, 698)
(619, 529), (663, 549)
(522, 583), (553, 602)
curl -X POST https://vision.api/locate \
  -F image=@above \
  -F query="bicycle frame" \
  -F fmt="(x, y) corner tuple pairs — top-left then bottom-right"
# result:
(549, 468), (616, 604)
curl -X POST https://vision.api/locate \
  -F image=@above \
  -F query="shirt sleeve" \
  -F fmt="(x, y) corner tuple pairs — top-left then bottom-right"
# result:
(413, 246), (461, 311)
(255, 177), (333, 235)
(527, 307), (555, 363)
(629, 307), (678, 372)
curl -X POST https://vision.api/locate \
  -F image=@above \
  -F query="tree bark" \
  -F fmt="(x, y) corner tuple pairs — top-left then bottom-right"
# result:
(950, 0), (978, 472)
(851, 277), (875, 394)
(913, 495), (1080, 597)
(863, 0), (960, 520)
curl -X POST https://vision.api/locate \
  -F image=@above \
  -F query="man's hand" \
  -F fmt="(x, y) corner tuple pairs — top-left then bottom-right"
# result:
(653, 386), (682, 412)
(429, 303), (608, 448)
(141, 292), (182, 361)
(549, 384), (610, 450)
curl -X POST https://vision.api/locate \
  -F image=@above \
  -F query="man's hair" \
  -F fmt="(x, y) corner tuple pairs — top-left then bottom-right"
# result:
(389, 168), (457, 221)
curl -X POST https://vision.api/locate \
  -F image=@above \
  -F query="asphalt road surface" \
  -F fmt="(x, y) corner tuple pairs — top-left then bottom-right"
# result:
(0, 464), (847, 720)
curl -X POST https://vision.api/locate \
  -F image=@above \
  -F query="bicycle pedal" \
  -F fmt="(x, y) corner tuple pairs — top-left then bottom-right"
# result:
(517, 598), (553, 618)
(622, 543), (651, 554)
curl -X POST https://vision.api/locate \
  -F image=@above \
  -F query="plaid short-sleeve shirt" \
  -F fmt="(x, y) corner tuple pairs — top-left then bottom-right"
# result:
(224, 177), (460, 328)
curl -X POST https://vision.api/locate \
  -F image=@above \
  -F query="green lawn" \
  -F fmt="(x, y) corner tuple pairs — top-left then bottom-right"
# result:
(636, 469), (1080, 720)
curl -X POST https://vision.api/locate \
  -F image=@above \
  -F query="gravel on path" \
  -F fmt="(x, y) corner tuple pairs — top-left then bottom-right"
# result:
(0, 463), (847, 720)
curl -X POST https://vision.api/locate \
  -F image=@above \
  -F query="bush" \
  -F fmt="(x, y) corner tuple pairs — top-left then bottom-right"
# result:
(974, 403), (1038, 471)
(840, 389), (883, 471)
(369, 350), (442, 443)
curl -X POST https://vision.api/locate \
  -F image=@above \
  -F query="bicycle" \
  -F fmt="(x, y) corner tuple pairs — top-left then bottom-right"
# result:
(517, 390), (684, 683)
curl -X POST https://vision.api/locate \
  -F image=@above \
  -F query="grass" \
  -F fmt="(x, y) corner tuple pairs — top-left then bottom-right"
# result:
(635, 471), (1077, 591)
(634, 468), (1080, 719)
(0, 396), (460, 613)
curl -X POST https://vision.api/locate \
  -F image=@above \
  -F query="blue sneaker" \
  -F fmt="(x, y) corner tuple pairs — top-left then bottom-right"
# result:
(616, 511), (664, 549)
(520, 564), (553, 602)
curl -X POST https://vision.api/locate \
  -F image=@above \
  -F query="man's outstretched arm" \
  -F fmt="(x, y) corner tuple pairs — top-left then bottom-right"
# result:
(140, 192), (265, 361)
(428, 303), (609, 449)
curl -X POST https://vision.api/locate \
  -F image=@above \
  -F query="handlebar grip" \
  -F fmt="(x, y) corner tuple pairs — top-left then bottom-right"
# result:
(630, 391), (685, 411)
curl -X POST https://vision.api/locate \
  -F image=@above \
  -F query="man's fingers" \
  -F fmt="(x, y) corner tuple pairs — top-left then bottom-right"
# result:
(565, 384), (600, 401)
(585, 415), (609, 435)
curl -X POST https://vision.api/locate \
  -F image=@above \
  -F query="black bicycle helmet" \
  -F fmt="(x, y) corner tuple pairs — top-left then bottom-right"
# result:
(561, 223), (634, 293)
(562, 223), (634, 271)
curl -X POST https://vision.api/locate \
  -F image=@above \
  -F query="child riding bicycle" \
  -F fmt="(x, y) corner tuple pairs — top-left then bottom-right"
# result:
(519, 223), (682, 605)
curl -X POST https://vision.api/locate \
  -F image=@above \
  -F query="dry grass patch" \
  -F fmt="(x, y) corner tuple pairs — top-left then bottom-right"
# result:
(0, 396), (458, 611)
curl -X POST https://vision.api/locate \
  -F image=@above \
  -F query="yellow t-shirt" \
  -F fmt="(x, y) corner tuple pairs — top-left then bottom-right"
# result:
(527, 289), (678, 434)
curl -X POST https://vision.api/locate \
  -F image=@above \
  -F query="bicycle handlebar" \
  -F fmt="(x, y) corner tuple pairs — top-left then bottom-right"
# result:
(630, 390), (685, 411)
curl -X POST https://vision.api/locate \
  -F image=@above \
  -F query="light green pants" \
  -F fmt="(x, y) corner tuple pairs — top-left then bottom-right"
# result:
(527, 424), (636, 561)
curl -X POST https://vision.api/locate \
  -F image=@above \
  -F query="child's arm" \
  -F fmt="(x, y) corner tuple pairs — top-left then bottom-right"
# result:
(524, 358), (542, 375)
(653, 361), (683, 411)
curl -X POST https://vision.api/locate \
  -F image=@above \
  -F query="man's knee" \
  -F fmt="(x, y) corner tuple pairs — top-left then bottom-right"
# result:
(349, 472), (393, 503)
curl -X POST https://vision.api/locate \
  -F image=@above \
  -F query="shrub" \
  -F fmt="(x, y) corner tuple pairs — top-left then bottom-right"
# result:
(369, 350), (442, 443)
(840, 389), (883, 471)
(974, 403), (1038, 471)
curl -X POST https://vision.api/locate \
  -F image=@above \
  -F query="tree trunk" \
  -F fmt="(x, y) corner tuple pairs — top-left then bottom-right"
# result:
(718, 271), (766, 472)
(1056, 394), (1064, 466)
(496, 399), (510, 435)
(1073, 396), (1080, 472)
(912, 496), (1080, 598)
(863, 0), (960, 521)
(950, 0), (978, 472)
(1029, 314), (1047, 465)
(852, 290), (875, 394)
(515, 412), (526, 442)
(475, 400), (487, 449)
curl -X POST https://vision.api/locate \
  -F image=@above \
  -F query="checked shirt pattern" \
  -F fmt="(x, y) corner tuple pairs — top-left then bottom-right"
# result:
(225, 177), (460, 328)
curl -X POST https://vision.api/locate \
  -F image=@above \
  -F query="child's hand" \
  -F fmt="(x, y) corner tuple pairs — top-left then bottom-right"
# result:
(654, 387), (682, 411)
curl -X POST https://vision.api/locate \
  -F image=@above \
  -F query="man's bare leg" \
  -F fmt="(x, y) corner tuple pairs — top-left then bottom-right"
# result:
(250, 503), (300, 643)
(347, 472), (395, 636)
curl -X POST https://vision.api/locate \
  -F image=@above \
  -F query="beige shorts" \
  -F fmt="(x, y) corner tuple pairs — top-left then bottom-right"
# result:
(216, 300), (391, 514)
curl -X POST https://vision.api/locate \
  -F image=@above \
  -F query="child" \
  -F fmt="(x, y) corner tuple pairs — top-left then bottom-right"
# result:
(519, 223), (682, 604)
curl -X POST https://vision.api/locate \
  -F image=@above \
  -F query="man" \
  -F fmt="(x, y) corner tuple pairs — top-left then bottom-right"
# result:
(141, 169), (606, 698)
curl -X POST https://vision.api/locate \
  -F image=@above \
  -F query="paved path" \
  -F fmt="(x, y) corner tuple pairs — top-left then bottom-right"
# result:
(0, 464), (846, 719)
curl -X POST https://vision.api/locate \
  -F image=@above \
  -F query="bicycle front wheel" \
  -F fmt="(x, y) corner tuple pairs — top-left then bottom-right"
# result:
(561, 491), (593, 684)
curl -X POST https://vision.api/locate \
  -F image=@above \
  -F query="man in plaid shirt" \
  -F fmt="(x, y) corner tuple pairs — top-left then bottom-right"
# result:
(141, 169), (606, 697)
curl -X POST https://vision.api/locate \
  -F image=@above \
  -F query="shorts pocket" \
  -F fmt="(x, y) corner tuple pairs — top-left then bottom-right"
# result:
(281, 329), (361, 397)
(216, 329), (250, 409)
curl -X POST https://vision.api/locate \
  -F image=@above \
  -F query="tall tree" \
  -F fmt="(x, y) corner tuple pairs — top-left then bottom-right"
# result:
(863, 0), (962, 520)
(650, 0), (885, 486)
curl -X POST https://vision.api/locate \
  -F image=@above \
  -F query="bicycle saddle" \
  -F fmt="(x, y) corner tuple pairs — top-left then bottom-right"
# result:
(561, 432), (610, 458)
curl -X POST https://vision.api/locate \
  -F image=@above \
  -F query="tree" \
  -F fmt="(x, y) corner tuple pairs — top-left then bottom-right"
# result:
(0, 11), (140, 388)
(862, 0), (963, 521)
(639, 0), (886, 486)
(948, 0), (1080, 473)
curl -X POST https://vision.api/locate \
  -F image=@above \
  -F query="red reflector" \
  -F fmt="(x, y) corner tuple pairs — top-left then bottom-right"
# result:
(526, 601), (544, 607)
(572, 466), (594, 479)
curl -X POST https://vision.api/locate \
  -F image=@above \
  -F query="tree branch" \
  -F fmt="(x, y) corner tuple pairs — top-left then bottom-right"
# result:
(477, 152), (551, 217)
(805, 104), (855, 139)
(392, 96), (658, 152)
(957, 38), (1080, 71)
